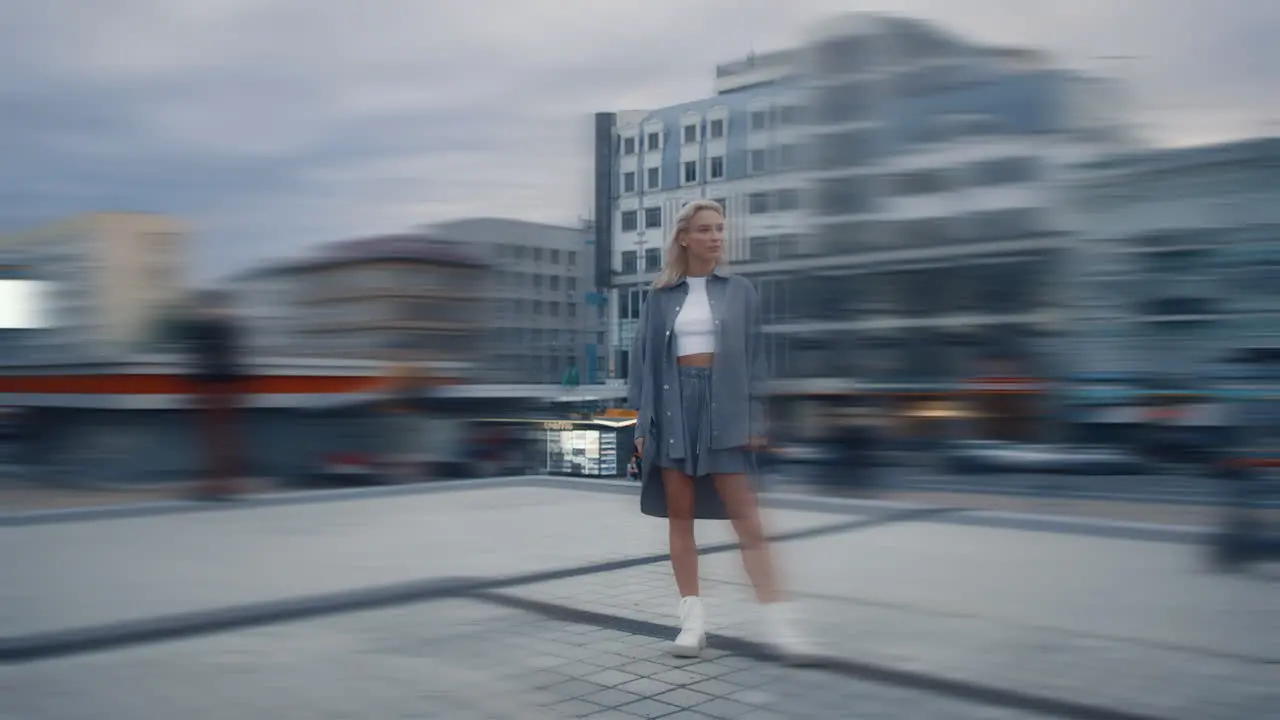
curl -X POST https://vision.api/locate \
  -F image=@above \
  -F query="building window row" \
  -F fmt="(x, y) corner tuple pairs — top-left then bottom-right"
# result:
(496, 245), (578, 266)
(493, 272), (578, 294)
(618, 246), (664, 276)
(620, 104), (804, 160)
(619, 146), (800, 195)
(619, 207), (664, 233)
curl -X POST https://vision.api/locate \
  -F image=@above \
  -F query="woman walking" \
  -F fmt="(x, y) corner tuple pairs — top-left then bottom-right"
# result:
(629, 199), (812, 661)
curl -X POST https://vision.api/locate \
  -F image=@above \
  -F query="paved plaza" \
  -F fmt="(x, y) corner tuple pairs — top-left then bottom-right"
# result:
(2, 478), (1277, 719)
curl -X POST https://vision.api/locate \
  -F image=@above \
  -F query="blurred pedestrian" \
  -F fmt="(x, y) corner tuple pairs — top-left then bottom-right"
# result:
(629, 200), (814, 662)
(184, 291), (246, 500)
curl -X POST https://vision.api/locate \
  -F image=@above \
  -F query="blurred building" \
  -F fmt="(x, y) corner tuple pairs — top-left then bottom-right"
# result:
(422, 218), (607, 384)
(227, 233), (491, 375)
(593, 13), (1130, 384)
(0, 212), (187, 363)
(1068, 136), (1280, 380)
(226, 260), (305, 358)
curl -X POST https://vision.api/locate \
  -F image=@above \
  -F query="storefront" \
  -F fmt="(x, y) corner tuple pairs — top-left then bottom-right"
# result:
(541, 417), (634, 478)
(467, 415), (636, 478)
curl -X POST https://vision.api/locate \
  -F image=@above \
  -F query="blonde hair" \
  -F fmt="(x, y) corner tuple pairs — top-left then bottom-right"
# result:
(653, 199), (725, 289)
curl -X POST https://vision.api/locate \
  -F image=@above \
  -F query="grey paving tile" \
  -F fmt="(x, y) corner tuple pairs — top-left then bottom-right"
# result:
(549, 644), (604, 661)
(679, 660), (739, 678)
(659, 712), (717, 720)
(580, 687), (646, 709)
(649, 651), (707, 667)
(712, 655), (760, 670)
(614, 642), (671, 660)
(546, 698), (609, 718)
(616, 698), (682, 718)
(615, 677), (678, 697)
(651, 687), (717, 709)
(581, 651), (636, 668)
(581, 668), (642, 688)
(694, 697), (762, 718)
(553, 660), (609, 678)
(649, 667), (712, 686)
(546, 678), (609, 699)
(617, 659), (672, 677)
(516, 669), (573, 689)
(521, 653), (572, 670)
(616, 633), (662, 647)
(739, 710), (789, 720)
(684, 678), (742, 698)
(584, 711), (651, 720)
(725, 688), (777, 707)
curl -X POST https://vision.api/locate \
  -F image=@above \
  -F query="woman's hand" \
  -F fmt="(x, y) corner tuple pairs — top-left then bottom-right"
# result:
(635, 437), (645, 455)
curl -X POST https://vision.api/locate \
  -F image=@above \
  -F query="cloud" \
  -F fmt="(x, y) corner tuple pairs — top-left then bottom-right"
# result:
(0, 0), (1275, 280)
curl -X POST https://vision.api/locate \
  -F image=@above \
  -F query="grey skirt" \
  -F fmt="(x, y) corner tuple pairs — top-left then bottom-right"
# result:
(657, 366), (753, 478)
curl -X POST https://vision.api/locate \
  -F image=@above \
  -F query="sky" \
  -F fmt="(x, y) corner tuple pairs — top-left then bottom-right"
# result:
(1, 0), (1276, 281)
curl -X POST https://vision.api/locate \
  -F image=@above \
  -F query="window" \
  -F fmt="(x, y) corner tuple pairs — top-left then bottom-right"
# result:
(748, 192), (770, 214)
(568, 304), (577, 318)
(646, 131), (660, 151)
(749, 236), (774, 262)
(816, 177), (875, 215)
(891, 170), (950, 196)
(709, 118), (725, 139)
(567, 251), (577, 266)
(816, 130), (876, 170)
(533, 248), (543, 262)
(644, 247), (662, 272)
(775, 188), (800, 211)
(683, 124), (698, 144)
(750, 149), (767, 173)
(778, 144), (799, 169)
(622, 136), (636, 155)
(533, 274), (543, 290)
(622, 171), (636, 193)
(644, 206), (662, 229)
(621, 210), (638, 232)
(750, 110), (769, 130)
(533, 300), (544, 315)
(683, 160), (698, 184)
(549, 301), (560, 317)
(709, 156), (725, 180)
(549, 275), (560, 291)
(550, 249), (560, 264)
(779, 105), (802, 125)
(647, 167), (660, 189)
(711, 197), (727, 211)
(567, 277), (577, 291)
(621, 251), (638, 275)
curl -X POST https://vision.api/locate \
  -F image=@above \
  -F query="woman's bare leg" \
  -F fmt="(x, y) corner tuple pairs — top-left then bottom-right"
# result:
(713, 473), (782, 603)
(662, 468), (699, 596)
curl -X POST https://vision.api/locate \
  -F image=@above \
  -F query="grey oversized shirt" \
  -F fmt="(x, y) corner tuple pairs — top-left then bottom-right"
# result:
(627, 267), (769, 458)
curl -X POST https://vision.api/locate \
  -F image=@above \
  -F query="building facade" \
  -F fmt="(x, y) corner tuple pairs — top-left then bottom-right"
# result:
(593, 13), (1129, 384)
(228, 233), (492, 376)
(0, 212), (187, 363)
(1066, 136), (1280, 380)
(424, 218), (606, 384)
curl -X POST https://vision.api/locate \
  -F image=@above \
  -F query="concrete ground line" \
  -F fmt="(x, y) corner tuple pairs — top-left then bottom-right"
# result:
(0, 508), (943, 664)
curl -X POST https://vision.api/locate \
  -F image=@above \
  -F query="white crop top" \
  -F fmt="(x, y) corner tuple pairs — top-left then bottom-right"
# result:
(674, 276), (716, 356)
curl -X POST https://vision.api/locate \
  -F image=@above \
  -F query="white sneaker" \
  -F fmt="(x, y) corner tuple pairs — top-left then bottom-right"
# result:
(671, 596), (707, 657)
(762, 601), (818, 664)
